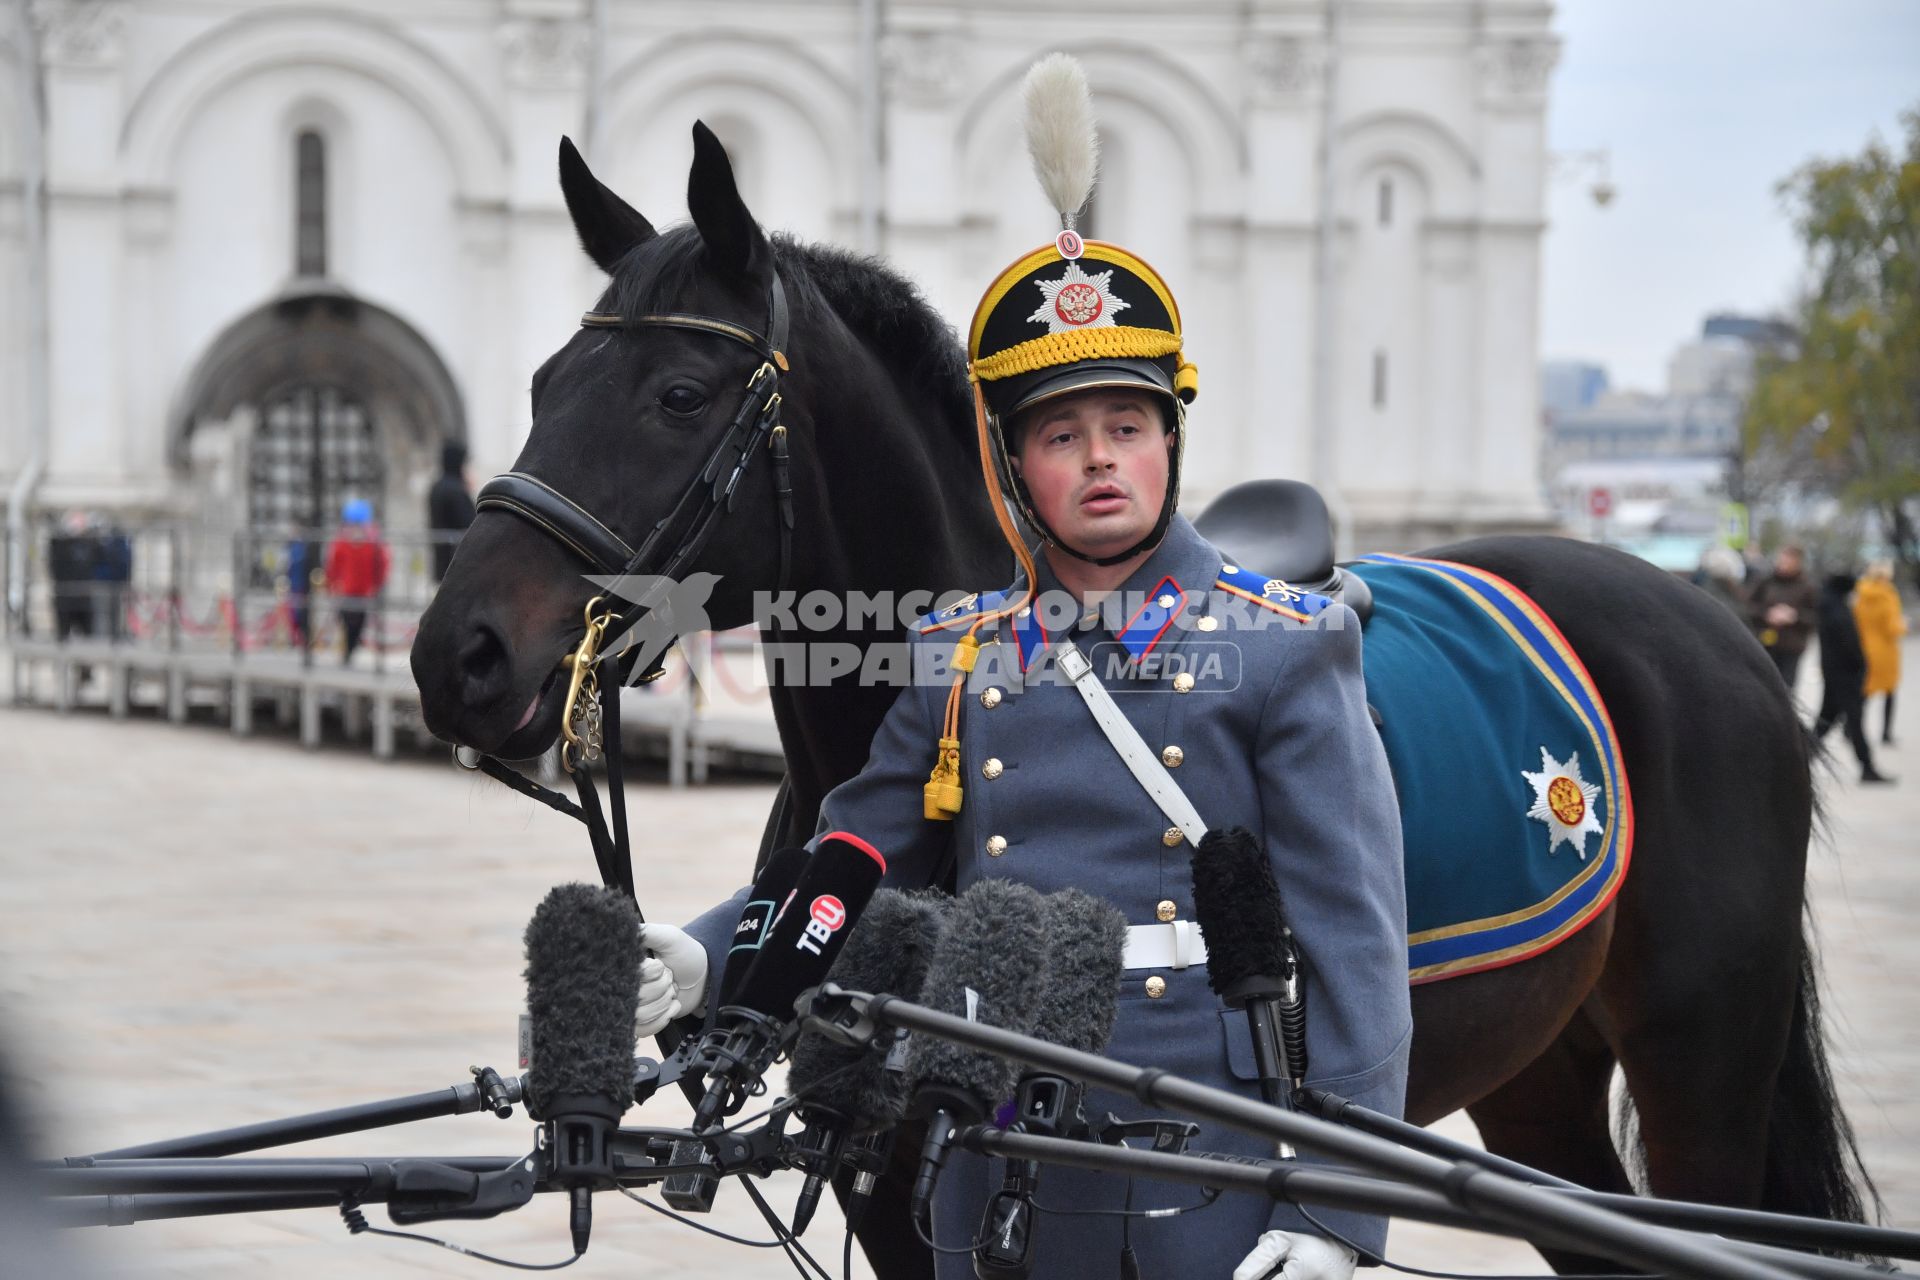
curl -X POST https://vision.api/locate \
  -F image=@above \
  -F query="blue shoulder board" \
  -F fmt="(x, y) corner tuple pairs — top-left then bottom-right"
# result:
(914, 588), (1011, 633)
(1214, 564), (1337, 621)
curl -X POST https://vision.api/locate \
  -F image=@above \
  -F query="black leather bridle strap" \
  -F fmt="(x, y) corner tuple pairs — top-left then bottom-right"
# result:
(466, 274), (793, 908)
(477, 472), (637, 576)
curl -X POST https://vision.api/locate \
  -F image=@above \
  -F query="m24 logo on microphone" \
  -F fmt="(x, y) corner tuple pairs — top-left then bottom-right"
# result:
(795, 895), (848, 956)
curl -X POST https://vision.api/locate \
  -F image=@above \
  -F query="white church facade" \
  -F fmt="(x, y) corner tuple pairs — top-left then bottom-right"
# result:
(0, 0), (1562, 552)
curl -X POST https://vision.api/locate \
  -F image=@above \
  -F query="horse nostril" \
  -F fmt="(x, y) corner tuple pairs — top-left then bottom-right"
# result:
(457, 621), (512, 708)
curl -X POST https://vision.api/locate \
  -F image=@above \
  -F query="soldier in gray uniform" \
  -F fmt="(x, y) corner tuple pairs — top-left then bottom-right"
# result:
(638, 60), (1409, 1280)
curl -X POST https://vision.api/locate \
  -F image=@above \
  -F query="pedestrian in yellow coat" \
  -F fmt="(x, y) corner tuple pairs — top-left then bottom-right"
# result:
(1855, 561), (1907, 746)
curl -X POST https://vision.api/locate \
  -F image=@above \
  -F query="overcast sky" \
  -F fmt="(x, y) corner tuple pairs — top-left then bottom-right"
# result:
(1541, 0), (1920, 392)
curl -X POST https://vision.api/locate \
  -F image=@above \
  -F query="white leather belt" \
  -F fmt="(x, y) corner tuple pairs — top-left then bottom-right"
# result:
(1123, 921), (1209, 971)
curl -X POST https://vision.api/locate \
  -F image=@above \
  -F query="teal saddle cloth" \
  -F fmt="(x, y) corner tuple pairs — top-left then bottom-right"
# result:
(1346, 554), (1634, 983)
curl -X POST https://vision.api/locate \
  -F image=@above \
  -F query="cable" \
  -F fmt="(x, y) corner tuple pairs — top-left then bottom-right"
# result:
(338, 1197), (579, 1271)
(616, 1186), (797, 1248)
(843, 1226), (855, 1280)
(912, 1201), (992, 1256)
(1294, 1203), (1644, 1280)
(715, 1056), (867, 1135)
(738, 1174), (835, 1280)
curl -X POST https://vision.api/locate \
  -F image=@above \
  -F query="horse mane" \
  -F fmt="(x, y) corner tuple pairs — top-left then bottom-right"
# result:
(596, 227), (974, 443)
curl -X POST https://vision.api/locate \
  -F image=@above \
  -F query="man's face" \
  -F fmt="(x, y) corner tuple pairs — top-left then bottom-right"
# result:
(1012, 388), (1172, 561)
(1775, 548), (1803, 577)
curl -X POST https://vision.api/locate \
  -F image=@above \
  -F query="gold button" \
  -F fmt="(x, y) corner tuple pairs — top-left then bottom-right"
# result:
(1172, 672), (1195, 693)
(1162, 827), (1184, 848)
(1161, 745), (1184, 768)
(1144, 976), (1167, 998)
(982, 757), (1003, 780)
(1156, 593), (1176, 608)
(1197, 616), (1219, 632)
(980, 687), (1002, 709)
(1156, 899), (1177, 922)
(986, 835), (1008, 857)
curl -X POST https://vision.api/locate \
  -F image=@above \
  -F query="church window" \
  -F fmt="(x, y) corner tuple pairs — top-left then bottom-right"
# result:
(1378, 177), (1394, 227)
(295, 130), (327, 277)
(1373, 350), (1389, 409)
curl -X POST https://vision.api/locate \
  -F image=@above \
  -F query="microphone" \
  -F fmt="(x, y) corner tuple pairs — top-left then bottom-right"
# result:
(974, 889), (1127, 1279)
(692, 832), (887, 1131)
(717, 845), (810, 1008)
(1191, 827), (1305, 1157)
(905, 879), (1051, 1227)
(786, 888), (949, 1235)
(523, 883), (644, 1256)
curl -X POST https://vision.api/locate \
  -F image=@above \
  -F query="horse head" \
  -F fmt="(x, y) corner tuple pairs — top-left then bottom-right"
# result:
(412, 124), (808, 757)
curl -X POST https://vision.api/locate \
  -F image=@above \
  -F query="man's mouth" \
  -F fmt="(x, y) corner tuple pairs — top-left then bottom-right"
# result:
(1081, 484), (1128, 513)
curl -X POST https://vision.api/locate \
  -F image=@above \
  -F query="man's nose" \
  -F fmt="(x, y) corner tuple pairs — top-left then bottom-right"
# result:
(1084, 434), (1117, 470)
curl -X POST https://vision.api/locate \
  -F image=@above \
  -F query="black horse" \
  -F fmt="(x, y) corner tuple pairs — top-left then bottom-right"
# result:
(410, 127), (1876, 1273)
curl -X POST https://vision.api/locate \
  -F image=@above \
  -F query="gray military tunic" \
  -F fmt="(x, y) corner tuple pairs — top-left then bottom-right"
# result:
(686, 514), (1410, 1277)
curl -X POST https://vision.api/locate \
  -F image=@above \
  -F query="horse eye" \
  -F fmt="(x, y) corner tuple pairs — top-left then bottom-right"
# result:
(658, 386), (708, 418)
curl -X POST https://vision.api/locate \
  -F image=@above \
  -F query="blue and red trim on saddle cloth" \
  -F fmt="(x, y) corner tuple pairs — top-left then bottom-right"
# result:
(1349, 554), (1635, 984)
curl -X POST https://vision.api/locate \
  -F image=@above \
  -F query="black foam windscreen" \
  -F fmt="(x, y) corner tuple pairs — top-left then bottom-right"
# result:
(523, 883), (645, 1119)
(906, 878), (1050, 1118)
(717, 845), (809, 1007)
(1191, 826), (1292, 999)
(787, 889), (949, 1124)
(1029, 889), (1128, 1055)
(726, 832), (887, 1024)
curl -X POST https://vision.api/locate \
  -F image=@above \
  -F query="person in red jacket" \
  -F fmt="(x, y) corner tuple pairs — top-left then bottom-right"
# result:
(323, 499), (390, 665)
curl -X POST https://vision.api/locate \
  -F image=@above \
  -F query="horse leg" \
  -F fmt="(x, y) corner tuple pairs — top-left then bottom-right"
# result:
(1465, 1006), (1636, 1275)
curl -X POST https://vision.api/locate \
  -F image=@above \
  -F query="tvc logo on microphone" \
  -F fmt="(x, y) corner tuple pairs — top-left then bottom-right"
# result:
(795, 894), (849, 956)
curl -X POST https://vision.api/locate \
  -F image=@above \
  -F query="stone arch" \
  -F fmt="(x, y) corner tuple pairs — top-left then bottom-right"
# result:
(169, 282), (465, 472)
(956, 42), (1244, 217)
(1336, 110), (1478, 221)
(121, 8), (507, 201)
(600, 31), (857, 215)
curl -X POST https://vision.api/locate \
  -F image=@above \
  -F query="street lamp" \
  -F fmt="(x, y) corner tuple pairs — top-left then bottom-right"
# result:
(1552, 148), (1616, 208)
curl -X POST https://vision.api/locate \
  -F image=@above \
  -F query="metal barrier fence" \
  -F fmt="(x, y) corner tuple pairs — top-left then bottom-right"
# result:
(1, 523), (783, 779)
(2, 522), (464, 673)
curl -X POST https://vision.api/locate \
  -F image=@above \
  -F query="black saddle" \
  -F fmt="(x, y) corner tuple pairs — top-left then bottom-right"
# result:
(1192, 479), (1373, 624)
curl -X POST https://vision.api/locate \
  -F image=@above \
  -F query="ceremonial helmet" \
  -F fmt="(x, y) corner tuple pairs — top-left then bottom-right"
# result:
(966, 54), (1198, 567)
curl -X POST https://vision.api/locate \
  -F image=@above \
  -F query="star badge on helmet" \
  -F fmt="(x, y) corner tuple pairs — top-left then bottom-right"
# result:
(1028, 262), (1130, 333)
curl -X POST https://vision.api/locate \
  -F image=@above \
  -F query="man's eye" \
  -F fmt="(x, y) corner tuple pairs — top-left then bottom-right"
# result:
(659, 386), (708, 417)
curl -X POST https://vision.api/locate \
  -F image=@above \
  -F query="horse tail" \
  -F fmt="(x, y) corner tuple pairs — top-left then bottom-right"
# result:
(1760, 905), (1883, 1228)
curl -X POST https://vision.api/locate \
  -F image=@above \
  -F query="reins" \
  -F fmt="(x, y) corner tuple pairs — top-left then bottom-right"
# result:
(461, 273), (796, 906)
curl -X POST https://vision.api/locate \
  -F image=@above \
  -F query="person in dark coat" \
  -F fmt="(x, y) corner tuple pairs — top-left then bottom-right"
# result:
(1812, 570), (1893, 784)
(47, 511), (97, 643)
(427, 440), (476, 583)
(1749, 544), (1818, 693)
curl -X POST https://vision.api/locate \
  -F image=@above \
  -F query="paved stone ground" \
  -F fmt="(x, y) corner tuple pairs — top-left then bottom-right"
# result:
(1, 644), (1915, 1278)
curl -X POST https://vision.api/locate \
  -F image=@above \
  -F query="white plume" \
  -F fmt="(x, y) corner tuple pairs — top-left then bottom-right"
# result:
(1022, 53), (1099, 228)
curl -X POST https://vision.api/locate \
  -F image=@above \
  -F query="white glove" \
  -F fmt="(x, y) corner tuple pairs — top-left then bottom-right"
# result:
(1233, 1230), (1357, 1280)
(634, 923), (709, 1038)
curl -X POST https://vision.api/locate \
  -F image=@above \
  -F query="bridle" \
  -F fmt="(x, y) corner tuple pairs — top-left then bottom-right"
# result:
(458, 274), (797, 901)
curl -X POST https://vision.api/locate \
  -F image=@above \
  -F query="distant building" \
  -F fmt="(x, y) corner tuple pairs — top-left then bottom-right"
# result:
(1541, 312), (1792, 555)
(1540, 360), (1609, 417)
(0, 0), (1565, 553)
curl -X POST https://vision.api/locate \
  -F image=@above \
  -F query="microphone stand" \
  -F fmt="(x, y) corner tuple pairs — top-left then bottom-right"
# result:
(807, 985), (1851, 1280)
(956, 1128), (1894, 1280)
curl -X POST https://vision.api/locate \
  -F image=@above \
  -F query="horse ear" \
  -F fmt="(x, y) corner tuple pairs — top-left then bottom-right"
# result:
(558, 136), (655, 275)
(687, 121), (770, 279)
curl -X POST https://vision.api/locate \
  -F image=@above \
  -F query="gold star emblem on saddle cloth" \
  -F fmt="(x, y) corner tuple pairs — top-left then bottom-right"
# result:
(1521, 747), (1604, 860)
